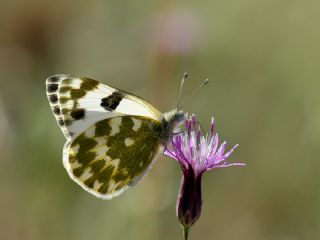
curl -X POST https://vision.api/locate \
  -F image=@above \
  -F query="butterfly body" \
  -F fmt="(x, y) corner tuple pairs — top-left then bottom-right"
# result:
(46, 74), (184, 199)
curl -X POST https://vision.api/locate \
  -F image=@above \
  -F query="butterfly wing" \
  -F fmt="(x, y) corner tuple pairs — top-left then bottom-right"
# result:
(46, 74), (167, 198)
(46, 74), (162, 139)
(64, 115), (162, 199)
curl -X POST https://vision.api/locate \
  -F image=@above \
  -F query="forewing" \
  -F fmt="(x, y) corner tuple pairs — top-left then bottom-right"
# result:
(63, 115), (162, 199)
(46, 74), (162, 139)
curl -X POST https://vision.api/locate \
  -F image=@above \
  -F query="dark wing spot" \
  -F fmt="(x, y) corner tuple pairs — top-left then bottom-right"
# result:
(62, 108), (70, 114)
(73, 167), (84, 177)
(95, 119), (111, 137)
(100, 91), (123, 111)
(47, 83), (59, 93)
(60, 86), (72, 93)
(49, 94), (58, 104)
(58, 118), (64, 126)
(70, 89), (86, 99)
(70, 108), (85, 120)
(59, 97), (68, 104)
(81, 78), (99, 90)
(48, 75), (60, 83)
(64, 119), (72, 126)
(53, 106), (60, 115)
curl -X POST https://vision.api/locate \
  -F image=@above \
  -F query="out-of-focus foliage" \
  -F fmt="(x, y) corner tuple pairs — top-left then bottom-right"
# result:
(0, 0), (319, 239)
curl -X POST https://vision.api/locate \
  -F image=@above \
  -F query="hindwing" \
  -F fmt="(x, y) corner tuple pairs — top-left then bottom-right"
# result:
(63, 115), (162, 199)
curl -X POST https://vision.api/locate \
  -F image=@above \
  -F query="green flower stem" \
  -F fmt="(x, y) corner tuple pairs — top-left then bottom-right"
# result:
(183, 226), (189, 240)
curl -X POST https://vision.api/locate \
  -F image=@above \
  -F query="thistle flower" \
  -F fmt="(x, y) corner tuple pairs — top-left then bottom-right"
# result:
(164, 115), (244, 239)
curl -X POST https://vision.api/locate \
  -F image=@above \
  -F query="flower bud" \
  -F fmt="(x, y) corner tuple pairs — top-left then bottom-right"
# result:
(176, 166), (202, 228)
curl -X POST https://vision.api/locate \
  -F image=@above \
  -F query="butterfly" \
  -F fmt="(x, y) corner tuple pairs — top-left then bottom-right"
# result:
(46, 74), (185, 199)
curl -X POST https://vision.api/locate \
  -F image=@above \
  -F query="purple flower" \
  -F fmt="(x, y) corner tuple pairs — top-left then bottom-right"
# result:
(164, 115), (244, 238)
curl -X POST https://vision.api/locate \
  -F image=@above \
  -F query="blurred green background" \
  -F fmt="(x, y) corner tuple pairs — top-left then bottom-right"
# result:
(1, 0), (320, 239)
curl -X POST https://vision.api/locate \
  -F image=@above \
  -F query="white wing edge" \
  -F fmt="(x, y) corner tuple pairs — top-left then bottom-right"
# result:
(62, 140), (163, 199)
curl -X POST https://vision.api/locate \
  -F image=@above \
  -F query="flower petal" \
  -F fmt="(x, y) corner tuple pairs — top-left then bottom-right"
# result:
(207, 162), (245, 170)
(221, 144), (239, 160)
(163, 147), (178, 160)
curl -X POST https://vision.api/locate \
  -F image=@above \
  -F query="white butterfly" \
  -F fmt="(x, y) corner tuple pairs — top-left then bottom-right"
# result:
(46, 74), (185, 199)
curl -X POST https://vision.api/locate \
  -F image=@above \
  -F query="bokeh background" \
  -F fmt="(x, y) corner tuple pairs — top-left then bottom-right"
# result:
(1, 0), (319, 239)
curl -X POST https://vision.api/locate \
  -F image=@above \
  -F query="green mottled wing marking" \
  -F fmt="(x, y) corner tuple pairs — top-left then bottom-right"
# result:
(63, 115), (162, 199)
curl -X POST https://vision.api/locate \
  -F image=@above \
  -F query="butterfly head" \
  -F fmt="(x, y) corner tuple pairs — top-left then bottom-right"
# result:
(164, 109), (185, 125)
(155, 109), (184, 143)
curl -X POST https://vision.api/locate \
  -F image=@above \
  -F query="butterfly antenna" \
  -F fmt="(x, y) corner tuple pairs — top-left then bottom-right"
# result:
(177, 72), (188, 110)
(179, 78), (209, 109)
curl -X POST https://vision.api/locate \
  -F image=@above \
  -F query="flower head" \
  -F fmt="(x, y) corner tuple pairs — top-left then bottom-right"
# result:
(165, 114), (243, 177)
(164, 114), (244, 236)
